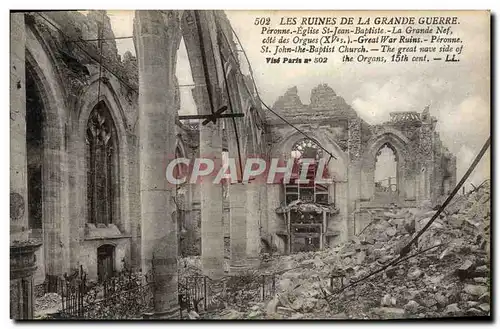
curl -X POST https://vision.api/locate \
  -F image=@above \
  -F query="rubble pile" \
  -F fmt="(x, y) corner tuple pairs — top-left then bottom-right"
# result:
(212, 182), (490, 319)
(34, 293), (62, 318)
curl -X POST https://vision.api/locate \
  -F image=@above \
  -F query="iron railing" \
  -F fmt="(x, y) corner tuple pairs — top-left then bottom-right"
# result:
(58, 266), (154, 319)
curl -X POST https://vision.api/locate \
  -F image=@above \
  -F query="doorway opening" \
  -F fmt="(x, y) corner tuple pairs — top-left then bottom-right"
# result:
(97, 244), (115, 282)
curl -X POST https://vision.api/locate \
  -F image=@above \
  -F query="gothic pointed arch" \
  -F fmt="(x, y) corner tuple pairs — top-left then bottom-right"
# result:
(25, 28), (70, 278)
(361, 131), (413, 203)
(86, 101), (119, 225)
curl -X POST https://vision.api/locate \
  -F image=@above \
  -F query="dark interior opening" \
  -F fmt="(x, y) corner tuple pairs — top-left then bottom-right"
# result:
(26, 64), (43, 230)
(97, 244), (115, 282)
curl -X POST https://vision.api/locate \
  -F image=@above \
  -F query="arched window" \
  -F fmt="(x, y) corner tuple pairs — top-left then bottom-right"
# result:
(285, 138), (329, 205)
(291, 138), (323, 160)
(374, 143), (398, 194)
(86, 102), (118, 226)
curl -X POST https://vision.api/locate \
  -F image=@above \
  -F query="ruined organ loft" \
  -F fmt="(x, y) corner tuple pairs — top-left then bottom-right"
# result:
(10, 10), (456, 317)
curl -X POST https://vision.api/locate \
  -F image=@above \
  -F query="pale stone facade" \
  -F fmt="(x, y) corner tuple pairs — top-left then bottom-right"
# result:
(265, 85), (456, 252)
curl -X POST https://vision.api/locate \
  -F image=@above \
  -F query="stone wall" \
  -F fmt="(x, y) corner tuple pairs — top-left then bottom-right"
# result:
(266, 84), (456, 245)
(22, 11), (140, 283)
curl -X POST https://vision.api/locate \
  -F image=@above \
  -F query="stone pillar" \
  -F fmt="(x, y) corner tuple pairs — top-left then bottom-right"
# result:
(259, 184), (269, 237)
(418, 123), (434, 204)
(10, 12), (29, 244)
(229, 183), (248, 273)
(10, 242), (42, 320)
(347, 118), (362, 240)
(199, 120), (224, 279)
(246, 182), (261, 268)
(183, 10), (225, 279)
(334, 182), (349, 243)
(135, 10), (181, 318)
(10, 12), (41, 319)
(42, 131), (66, 279)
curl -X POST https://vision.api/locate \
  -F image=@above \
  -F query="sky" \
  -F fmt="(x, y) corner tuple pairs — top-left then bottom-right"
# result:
(102, 10), (490, 189)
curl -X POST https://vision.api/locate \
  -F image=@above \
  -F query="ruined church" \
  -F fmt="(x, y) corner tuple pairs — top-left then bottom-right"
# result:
(10, 10), (456, 318)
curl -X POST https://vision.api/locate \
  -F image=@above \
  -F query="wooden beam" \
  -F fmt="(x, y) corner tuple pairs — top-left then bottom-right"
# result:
(178, 113), (244, 120)
(201, 105), (227, 125)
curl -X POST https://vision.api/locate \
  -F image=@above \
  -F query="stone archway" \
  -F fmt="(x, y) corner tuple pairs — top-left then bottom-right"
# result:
(373, 142), (401, 203)
(361, 132), (414, 204)
(25, 29), (70, 283)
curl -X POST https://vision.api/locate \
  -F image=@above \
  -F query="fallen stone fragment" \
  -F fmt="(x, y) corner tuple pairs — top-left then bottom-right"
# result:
(420, 297), (437, 308)
(247, 310), (262, 319)
(386, 267), (397, 278)
(403, 289), (419, 302)
(221, 309), (245, 320)
(474, 265), (489, 276)
(466, 308), (483, 316)
(344, 290), (355, 297)
(456, 259), (477, 280)
(478, 292), (490, 303)
(330, 312), (347, 319)
(466, 301), (479, 308)
(302, 298), (317, 313)
(439, 247), (451, 260)
(463, 284), (488, 297)
(266, 297), (280, 315)
(290, 313), (304, 319)
(427, 274), (444, 285)
(188, 310), (200, 320)
(473, 277), (488, 284)
(386, 226), (397, 237)
(250, 304), (261, 311)
(434, 293), (448, 308)
(371, 307), (405, 319)
(408, 269), (423, 280)
(276, 306), (295, 316)
(279, 278), (294, 291)
(404, 300), (420, 314)
(459, 259), (474, 272)
(356, 251), (366, 265)
(478, 303), (490, 313)
(312, 257), (324, 268)
(444, 303), (461, 315)
(291, 298), (304, 311)
(381, 294), (392, 306)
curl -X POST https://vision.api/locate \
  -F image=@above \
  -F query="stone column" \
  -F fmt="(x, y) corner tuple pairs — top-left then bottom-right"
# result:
(199, 120), (224, 279)
(10, 13), (41, 319)
(184, 10), (225, 280)
(246, 182), (261, 268)
(10, 12), (29, 244)
(42, 126), (67, 281)
(418, 123), (434, 204)
(135, 10), (181, 318)
(334, 182), (349, 243)
(229, 183), (248, 273)
(347, 118), (362, 240)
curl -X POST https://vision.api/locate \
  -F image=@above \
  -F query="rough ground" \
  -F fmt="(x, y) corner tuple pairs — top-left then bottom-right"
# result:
(34, 181), (490, 320)
(34, 293), (62, 318)
(202, 181), (491, 320)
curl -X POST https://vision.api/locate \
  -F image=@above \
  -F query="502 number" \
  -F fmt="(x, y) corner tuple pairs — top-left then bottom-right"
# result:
(314, 57), (328, 63)
(254, 17), (271, 25)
